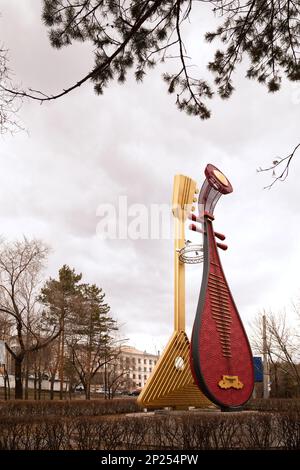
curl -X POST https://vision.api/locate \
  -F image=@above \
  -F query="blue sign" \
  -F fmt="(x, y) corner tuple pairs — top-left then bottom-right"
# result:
(253, 356), (263, 382)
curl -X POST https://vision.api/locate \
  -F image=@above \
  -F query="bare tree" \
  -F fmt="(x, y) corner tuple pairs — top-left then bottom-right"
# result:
(105, 349), (133, 399)
(0, 47), (22, 134)
(0, 238), (60, 399)
(257, 143), (300, 189)
(267, 312), (300, 390)
(251, 311), (300, 397)
(0, 310), (13, 341)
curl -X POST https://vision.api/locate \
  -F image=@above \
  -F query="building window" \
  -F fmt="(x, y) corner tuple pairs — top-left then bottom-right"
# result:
(138, 358), (141, 363)
(138, 383), (141, 387)
(144, 367), (146, 372)
(149, 360), (152, 365)
(138, 367), (141, 372)
(133, 374), (136, 379)
(144, 359), (147, 364)
(144, 375), (147, 380)
(154, 361), (157, 365)
(149, 368), (152, 373)
(138, 375), (141, 380)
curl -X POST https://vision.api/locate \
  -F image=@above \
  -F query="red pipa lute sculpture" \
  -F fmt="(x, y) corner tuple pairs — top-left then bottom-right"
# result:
(190, 164), (254, 410)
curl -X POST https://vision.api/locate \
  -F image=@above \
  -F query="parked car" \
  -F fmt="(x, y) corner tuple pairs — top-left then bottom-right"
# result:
(129, 389), (142, 396)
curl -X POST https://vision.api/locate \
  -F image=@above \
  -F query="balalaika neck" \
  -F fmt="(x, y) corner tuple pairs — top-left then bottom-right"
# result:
(174, 216), (185, 331)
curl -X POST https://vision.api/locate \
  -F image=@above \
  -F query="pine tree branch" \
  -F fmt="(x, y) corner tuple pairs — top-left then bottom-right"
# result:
(1, 0), (163, 103)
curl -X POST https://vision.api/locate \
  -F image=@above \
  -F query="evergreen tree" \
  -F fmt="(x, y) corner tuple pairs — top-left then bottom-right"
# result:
(40, 266), (118, 400)
(68, 283), (117, 399)
(39, 265), (82, 399)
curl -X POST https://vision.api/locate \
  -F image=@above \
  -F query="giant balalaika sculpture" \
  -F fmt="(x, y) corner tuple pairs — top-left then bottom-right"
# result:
(138, 164), (254, 411)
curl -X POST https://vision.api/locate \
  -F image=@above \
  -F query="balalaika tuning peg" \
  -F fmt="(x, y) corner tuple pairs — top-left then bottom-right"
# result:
(188, 213), (202, 223)
(189, 223), (203, 234)
(189, 218), (226, 241)
(216, 242), (228, 251)
(190, 224), (228, 250)
(214, 231), (226, 241)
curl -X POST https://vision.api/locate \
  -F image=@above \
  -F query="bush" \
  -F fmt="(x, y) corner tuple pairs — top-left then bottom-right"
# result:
(242, 413), (276, 449)
(0, 398), (139, 418)
(245, 398), (300, 412)
(276, 412), (300, 450)
(0, 407), (300, 450)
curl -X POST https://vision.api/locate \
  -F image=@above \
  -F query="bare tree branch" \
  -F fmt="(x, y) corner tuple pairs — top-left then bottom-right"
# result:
(257, 142), (300, 189)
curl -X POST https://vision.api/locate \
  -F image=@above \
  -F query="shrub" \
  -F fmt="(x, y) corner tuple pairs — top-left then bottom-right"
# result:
(276, 412), (300, 450)
(0, 398), (139, 418)
(245, 398), (300, 413)
(241, 413), (276, 449)
(0, 408), (300, 450)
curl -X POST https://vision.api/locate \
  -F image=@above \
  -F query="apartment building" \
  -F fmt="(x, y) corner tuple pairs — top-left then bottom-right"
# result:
(119, 346), (159, 389)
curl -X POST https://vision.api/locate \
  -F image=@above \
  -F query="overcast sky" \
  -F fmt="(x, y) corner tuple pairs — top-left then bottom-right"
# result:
(1, 1), (300, 355)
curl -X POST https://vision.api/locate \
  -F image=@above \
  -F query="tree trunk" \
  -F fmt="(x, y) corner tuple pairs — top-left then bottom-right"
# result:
(59, 319), (65, 400)
(34, 371), (37, 400)
(4, 374), (7, 400)
(3, 366), (8, 400)
(14, 357), (23, 399)
(38, 371), (42, 400)
(24, 354), (29, 400)
(85, 383), (91, 400)
(104, 364), (107, 399)
(3, 367), (11, 400)
(50, 375), (55, 400)
(68, 383), (72, 400)
(274, 364), (279, 397)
